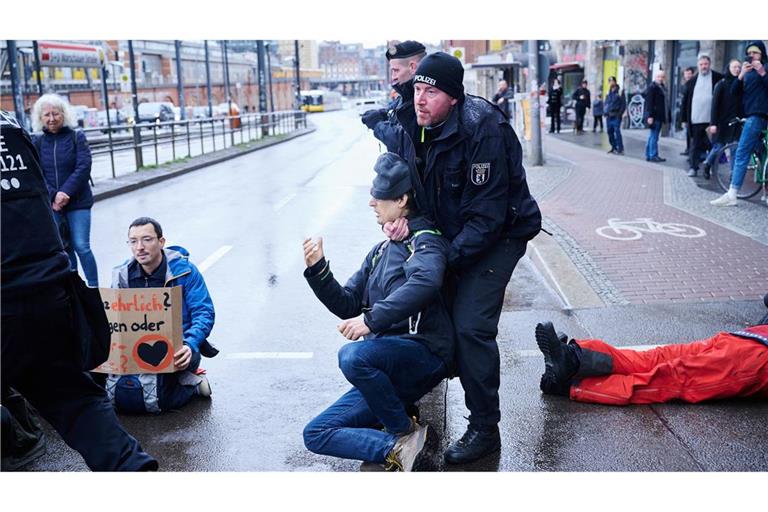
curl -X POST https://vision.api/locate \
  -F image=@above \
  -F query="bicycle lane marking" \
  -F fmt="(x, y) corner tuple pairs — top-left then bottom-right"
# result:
(540, 137), (768, 304)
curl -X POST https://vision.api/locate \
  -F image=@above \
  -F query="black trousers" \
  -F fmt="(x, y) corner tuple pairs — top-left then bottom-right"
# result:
(451, 238), (528, 427)
(1, 284), (158, 471)
(593, 115), (603, 132)
(550, 108), (561, 133)
(689, 123), (710, 170)
(575, 106), (587, 132)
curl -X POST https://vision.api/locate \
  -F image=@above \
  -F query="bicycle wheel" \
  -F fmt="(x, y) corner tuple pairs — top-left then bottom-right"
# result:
(715, 144), (763, 199)
(595, 225), (642, 241)
(712, 143), (737, 193)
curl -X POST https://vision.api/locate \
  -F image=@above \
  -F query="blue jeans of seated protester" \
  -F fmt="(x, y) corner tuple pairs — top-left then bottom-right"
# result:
(54, 208), (99, 287)
(645, 122), (662, 160)
(730, 116), (767, 189)
(303, 337), (447, 463)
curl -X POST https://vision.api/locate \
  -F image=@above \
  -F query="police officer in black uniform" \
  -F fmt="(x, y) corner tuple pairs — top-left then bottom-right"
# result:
(361, 40), (426, 151)
(0, 111), (157, 471)
(389, 53), (542, 464)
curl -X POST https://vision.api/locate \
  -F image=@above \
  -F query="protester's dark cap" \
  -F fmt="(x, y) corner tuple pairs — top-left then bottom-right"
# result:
(413, 52), (464, 99)
(386, 41), (426, 61)
(371, 153), (412, 200)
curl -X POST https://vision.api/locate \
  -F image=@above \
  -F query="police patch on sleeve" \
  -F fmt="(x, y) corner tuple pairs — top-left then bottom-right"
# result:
(471, 163), (490, 185)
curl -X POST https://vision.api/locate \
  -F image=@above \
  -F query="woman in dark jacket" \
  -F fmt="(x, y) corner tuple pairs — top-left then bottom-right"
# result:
(703, 59), (744, 177)
(31, 94), (98, 286)
(548, 78), (563, 133)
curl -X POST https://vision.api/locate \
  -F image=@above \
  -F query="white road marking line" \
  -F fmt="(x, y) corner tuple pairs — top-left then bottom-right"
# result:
(197, 245), (233, 273)
(516, 344), (662, 358)
(274, 193), (297, 211)
(225, 352), (314, 360)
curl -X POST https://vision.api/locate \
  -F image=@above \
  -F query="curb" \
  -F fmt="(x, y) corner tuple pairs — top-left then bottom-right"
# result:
(92, 126), (316, 202)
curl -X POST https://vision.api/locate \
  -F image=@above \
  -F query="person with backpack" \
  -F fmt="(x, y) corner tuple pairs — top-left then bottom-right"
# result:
(107, 217), (218, 413)
(302, 153), (454, 471)
(31, 94), (99, 287)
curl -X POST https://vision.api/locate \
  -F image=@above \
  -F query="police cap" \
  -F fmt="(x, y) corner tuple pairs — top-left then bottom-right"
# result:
(386, 41), (426, 61)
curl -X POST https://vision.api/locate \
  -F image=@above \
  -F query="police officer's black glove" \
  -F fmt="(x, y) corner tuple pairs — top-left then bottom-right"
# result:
(361, 109), (387, 130)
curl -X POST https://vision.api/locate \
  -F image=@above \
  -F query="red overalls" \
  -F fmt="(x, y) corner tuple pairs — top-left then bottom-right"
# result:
(570, 325), (768, 405)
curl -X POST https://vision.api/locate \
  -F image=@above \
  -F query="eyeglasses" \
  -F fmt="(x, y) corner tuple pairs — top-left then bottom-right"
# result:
(127, 236), (158, 246)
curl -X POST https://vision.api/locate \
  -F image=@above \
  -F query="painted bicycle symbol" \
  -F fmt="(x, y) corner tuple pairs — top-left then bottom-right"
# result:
(596, 218), (707, 241)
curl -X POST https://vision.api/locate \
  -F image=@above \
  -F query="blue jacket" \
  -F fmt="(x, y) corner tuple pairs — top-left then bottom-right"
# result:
(391, 94), (541, 269)
(112, 246), (217, 357)
(730, 40), (768, 118)
(604, 89), (626, 118)
(32, 127), (93, 210)
(304, 216), (455, 368)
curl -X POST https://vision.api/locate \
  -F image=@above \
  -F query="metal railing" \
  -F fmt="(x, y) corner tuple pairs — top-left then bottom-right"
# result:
(82, 110), (308, 180)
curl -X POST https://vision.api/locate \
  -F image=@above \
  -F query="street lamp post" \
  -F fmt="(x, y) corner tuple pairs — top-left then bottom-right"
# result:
(128, 40), (143, 168)
(265, 42), (275, 113)
(294, 40), (301, 111)
(32, 40), (43, 96)
(174, 40), (186, 120)
(6, 41), (27, 130)
(204, 40), (213, 118)
(527, 39), (543, 166)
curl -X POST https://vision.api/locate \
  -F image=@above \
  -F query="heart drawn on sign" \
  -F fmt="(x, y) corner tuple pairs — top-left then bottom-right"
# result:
(132, 334), (174, 372)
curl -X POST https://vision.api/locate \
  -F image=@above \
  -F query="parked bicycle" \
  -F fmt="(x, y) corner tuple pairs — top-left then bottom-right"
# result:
(709, 117), (768, 200)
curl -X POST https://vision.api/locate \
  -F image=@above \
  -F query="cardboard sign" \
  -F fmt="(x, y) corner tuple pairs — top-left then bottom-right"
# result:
(92, 287), (183, 375)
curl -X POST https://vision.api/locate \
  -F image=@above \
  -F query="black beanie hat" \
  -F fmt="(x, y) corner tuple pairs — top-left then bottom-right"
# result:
(413, 52), (464, 99)
(371, 153), (412, 200)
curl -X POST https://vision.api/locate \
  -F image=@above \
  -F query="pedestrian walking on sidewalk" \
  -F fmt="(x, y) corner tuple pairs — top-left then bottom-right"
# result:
(682, 54), (723, 177)
(711, 40), (768, 207)
(548, 78), (563, 133)
(604, 78), (626, 154)
(702, 59), (743, 178)
(572, 80), (591, 134)
(592, 93), (604, 132)
(644, 71), (668, 162)
(31, 94), (99, 287)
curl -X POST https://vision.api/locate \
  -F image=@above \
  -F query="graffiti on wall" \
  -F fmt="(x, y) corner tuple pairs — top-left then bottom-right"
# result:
(625, 47), (649, 95)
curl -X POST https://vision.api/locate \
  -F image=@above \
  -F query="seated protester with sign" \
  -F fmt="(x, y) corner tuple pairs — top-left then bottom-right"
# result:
(534, 296), (768, 405)
(302, 153), (454, 472)
(107, 217), (217, 413)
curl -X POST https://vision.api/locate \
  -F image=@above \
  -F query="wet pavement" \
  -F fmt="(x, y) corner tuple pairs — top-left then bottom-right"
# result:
(18, 109), (768, 473)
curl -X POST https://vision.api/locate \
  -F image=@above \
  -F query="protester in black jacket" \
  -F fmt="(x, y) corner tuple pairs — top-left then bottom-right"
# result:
(0, 111), (157, 471)
(703, 59), (744, 176)
(302, 152), (453, 472)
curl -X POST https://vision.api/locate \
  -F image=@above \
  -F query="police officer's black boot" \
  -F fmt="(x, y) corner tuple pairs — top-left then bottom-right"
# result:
(444, 423), (501, 465)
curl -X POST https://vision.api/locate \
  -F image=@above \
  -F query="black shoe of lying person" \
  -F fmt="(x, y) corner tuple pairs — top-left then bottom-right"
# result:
(536, 322), (580, 396)
(444, 424), (501, 465)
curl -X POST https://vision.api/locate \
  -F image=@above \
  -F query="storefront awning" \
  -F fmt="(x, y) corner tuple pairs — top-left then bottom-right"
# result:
(549, 62), (583, 71)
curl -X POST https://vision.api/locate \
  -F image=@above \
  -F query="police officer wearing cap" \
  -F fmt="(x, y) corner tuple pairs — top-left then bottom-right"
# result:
(361, 41), (426, 151)
(301, 152), (454, 471)
(0, 110), (157, 471)
(389, 52), (542, 464)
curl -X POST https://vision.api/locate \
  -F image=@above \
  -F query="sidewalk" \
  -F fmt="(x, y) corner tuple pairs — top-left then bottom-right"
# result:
(523, 131), (768, 307)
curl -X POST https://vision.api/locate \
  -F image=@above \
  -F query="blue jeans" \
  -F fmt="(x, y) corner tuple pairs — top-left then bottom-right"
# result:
(303, 337), (447, 463)
(704, 141), (725, 168)
(645, 123), (662, 159)
(731, 116), (767, 189)
(607, 116), (623, 151)
(55, 208), (98, 287)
